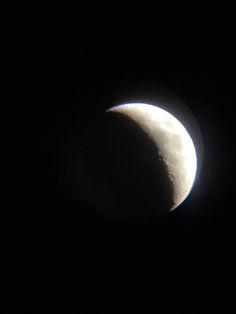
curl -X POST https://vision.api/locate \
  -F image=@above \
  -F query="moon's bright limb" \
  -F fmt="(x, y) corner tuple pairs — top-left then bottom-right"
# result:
(108, 103), (197, 210)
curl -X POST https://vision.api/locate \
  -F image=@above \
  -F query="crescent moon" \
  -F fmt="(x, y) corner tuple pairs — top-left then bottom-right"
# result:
(75, 102), (197, 220)
(108, 103), (197, 211)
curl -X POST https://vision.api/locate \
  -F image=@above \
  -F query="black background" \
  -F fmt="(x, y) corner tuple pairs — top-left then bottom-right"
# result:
(8, 16), (235, 311)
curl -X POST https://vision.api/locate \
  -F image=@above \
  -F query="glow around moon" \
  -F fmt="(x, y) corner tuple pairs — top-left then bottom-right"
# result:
(108, 103), (197, 210)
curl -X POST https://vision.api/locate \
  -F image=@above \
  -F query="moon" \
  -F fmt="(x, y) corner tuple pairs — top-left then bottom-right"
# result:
(74, 103), (197, 220)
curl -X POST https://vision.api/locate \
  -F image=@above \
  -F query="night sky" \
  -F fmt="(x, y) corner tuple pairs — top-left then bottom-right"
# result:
(8, 18), (235, 311)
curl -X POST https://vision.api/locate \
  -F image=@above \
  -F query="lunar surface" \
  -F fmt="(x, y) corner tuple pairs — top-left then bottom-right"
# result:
(73, 103), (197, 220)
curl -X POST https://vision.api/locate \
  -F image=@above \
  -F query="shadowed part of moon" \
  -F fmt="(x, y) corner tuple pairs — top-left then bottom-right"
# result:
(73, 111), (175, 220)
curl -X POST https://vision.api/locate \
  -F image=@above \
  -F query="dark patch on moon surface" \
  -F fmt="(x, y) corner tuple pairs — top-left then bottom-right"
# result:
(69, 111), (175, 221)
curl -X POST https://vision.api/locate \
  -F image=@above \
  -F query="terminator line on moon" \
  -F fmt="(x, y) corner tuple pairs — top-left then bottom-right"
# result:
(75, 103), (197, 220)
